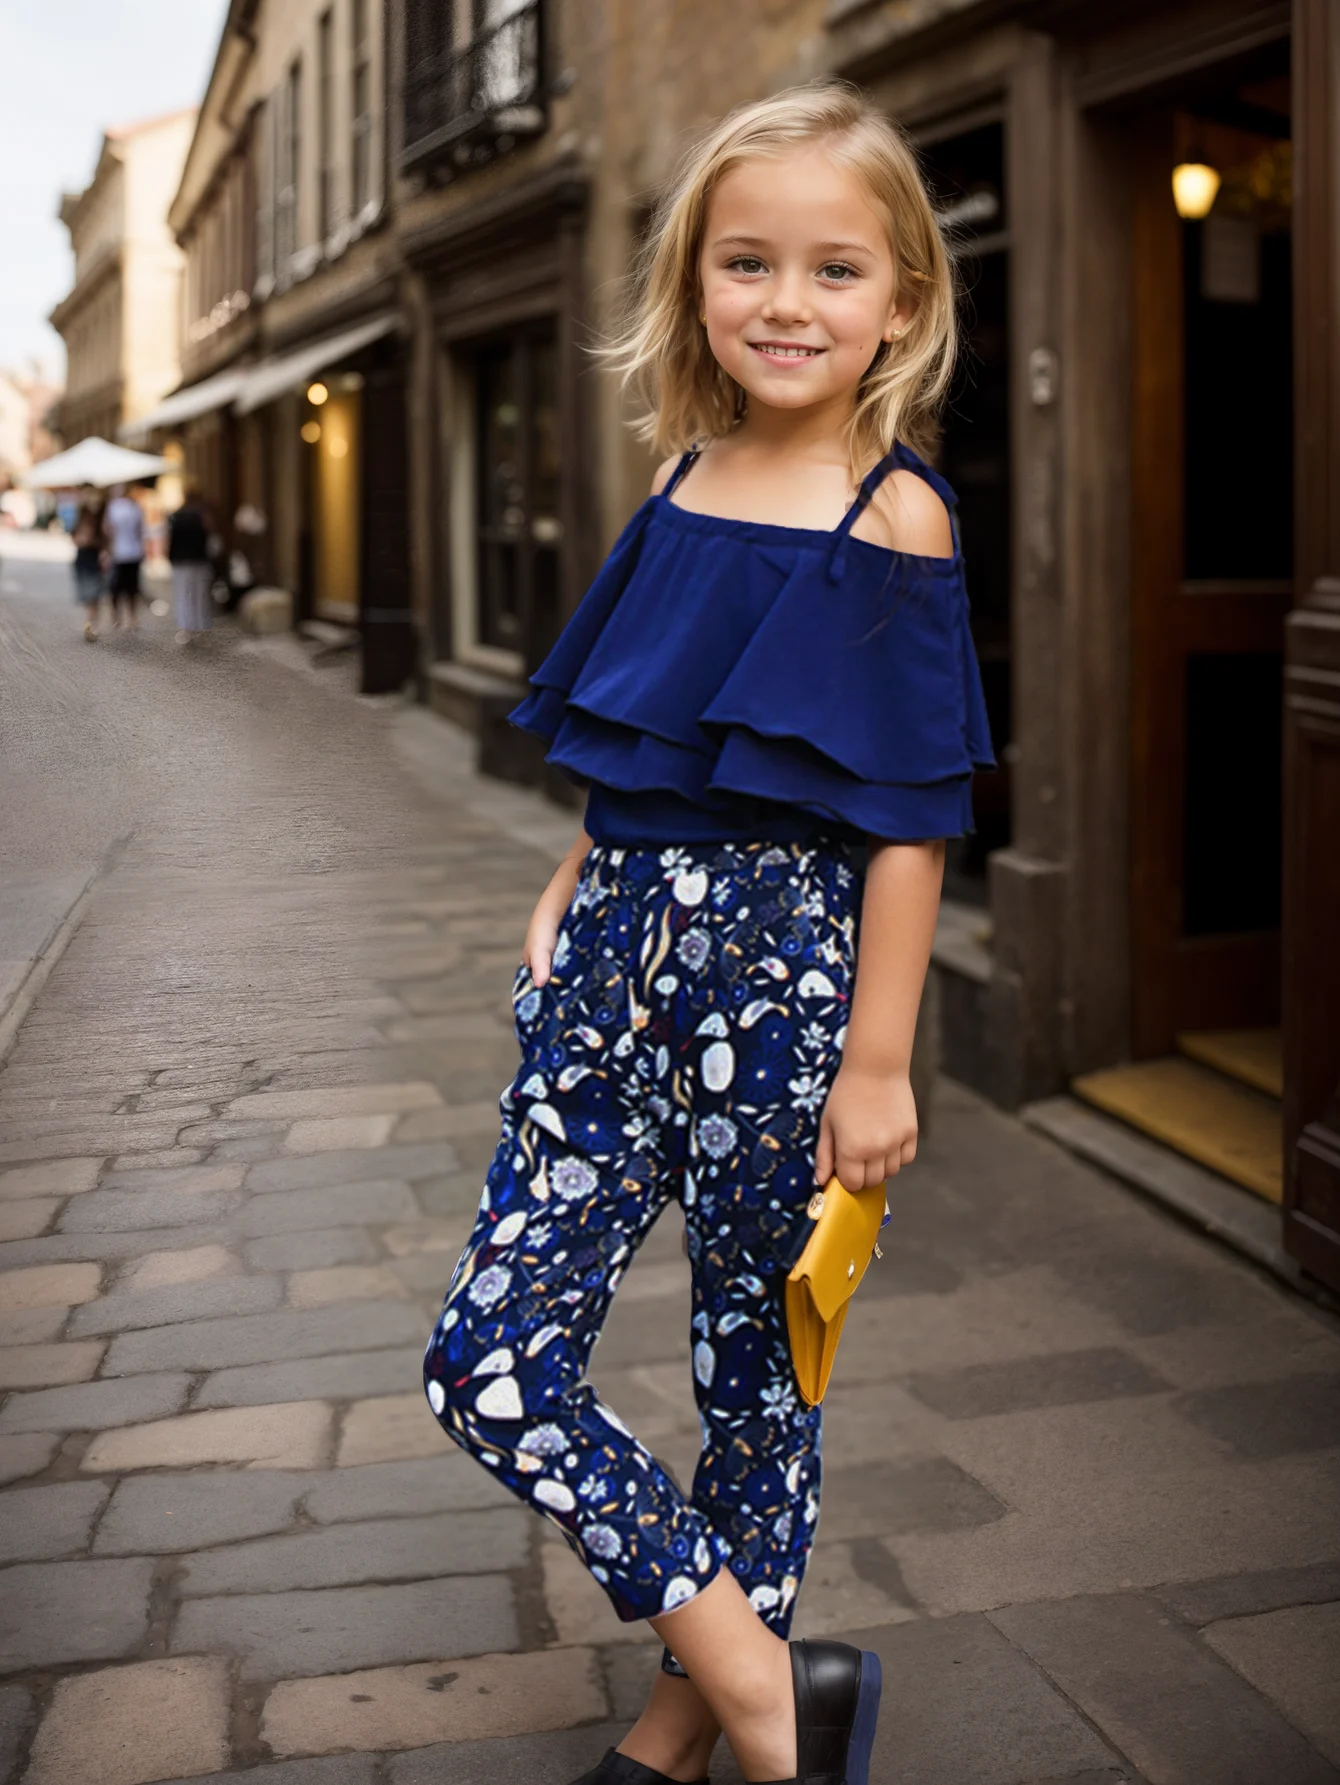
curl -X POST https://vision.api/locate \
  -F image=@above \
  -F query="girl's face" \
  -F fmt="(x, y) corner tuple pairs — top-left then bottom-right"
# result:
(698, 144), (908, 419)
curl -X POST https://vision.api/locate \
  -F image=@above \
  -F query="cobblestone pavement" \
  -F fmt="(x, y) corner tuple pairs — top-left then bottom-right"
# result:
(2, 540), (1339, 1784)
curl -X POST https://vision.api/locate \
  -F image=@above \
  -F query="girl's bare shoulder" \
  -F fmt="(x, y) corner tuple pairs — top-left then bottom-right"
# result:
(855, 469), (954, 558)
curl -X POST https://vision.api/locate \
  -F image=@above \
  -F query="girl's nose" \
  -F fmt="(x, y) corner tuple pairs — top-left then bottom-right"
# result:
(761, 269), (813, 327)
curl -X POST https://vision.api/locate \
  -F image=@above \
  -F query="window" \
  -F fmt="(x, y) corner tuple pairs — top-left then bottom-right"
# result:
(276, 58), (302, 273)
(470, 324), (561, 664)
(351, 0), (373, 216)
(403, 0), (543, 169)
(254, 95), (274, 293)
(318, 9), (334, 241)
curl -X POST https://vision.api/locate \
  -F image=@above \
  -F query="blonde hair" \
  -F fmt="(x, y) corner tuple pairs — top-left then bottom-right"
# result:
(603, 82), (958, 478)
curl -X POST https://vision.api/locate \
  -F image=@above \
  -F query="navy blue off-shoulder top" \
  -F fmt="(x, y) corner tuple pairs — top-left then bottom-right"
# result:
(509, 440), (995, 846)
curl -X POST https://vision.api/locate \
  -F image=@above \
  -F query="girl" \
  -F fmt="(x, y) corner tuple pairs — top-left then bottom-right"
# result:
(425, 82), (993, 1785)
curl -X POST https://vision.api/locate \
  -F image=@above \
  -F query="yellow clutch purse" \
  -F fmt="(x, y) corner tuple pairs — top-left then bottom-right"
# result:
(786, 1176), (887, 1406)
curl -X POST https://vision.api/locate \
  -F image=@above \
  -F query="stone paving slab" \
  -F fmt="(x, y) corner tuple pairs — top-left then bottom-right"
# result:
(991, 1592), (1340, 1784)
(0, 1686), (33, 1785)
(233, 1182), (420, 1237)
(160, 1761), (380, 1785)
(0, 1557), (154, 1668)
(24, 1656), (231, 1785)
(0, 1306), (66, 1346)
(0, 1198), (59, 1241)
(174, 1575), (519, 1679)
(69, 1273), (283, 1336)
(245, 1145), (454, 1194)
(59, 1184), (244, 1233)
(0, 1479), (109, 1563)
(301, 1455), (515, 1522)
(0, 1430), (60, 1484)
(103, 1302), (428, 1375)
(260, 1648), (605, 1755)
(243, 1229), (380, 1271)
(386, 1724), (626, 1784)
(95, 1471), (311, 1554)
(1156, 1560), (1340, 1626)
(0, 1370), (191, 1433)
(0, 1337), (105, 1389)
(192, 1346), (422, 1410)
(177, 1507), (529, 1594)
(82, 1400), (331, 1472)
(1205, 1601), (1340, 1770)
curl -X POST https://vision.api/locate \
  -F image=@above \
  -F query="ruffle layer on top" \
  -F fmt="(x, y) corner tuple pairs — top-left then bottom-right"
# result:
(510, 443), (996, 844)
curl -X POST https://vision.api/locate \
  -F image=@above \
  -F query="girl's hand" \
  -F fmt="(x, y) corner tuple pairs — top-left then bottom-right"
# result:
(814, 1063), (918, 1191)
(522, 836), (591, 985)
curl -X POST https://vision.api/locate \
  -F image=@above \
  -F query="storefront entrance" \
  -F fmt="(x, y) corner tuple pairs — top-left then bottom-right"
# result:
(1077, 54), (1294, 1203)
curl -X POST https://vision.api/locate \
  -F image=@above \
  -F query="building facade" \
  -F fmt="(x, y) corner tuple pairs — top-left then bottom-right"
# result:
(390, 0), (1340, 1293)
(391, 0), (833, 780)
(133, 0), (412, 689)
(49, 110), (196, 446)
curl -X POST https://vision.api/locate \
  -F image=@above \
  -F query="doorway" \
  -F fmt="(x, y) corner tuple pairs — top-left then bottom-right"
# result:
(920, 118), (1013, 902)
(1078, 57), (1292, 1202)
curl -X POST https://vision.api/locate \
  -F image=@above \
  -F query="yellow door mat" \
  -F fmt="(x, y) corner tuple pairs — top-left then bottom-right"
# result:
(1072, 1057), (1282, 1203)
(1177, 1027), (1283, 1099)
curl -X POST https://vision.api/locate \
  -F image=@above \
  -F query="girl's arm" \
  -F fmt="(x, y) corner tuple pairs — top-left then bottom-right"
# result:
(814, 837), (944, 1191)
(524, 829), (593, 986)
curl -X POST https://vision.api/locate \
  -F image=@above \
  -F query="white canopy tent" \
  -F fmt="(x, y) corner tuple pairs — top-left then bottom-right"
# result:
(21, 437), (175, 490)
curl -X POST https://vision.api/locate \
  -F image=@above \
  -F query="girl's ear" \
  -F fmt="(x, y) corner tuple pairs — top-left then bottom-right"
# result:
(883, 301), (913, 344)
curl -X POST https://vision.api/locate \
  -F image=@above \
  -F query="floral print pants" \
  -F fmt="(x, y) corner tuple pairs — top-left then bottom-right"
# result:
(424, 838), (860, 1639)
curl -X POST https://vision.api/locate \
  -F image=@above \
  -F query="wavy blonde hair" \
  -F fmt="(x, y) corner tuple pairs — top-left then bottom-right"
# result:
(603, 82), (958, 478)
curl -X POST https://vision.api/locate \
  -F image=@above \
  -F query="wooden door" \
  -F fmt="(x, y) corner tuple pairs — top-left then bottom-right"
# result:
(1130, 117), (1293, 1057)
(1283, 0), (1340, 1292)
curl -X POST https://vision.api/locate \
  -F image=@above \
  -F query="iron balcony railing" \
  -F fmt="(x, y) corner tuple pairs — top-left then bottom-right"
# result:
(404, 0), (544, 170)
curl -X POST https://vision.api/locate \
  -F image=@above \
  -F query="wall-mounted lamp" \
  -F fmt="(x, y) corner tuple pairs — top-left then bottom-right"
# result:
(307, 381), (329, 406)
(1172, 162), (1221, 220)
(301, 420), (321, 444)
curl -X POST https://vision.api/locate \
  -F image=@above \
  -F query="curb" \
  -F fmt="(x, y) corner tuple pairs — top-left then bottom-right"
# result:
(1020, 1093), (1323, 1302)
(0, 870), (99, 1065)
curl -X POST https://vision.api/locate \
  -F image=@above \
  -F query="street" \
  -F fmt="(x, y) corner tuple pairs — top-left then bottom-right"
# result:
(1, 534), (1338, 1785)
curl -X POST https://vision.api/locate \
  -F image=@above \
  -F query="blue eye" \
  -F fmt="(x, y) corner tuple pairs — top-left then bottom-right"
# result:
(820, 263), (858, 282)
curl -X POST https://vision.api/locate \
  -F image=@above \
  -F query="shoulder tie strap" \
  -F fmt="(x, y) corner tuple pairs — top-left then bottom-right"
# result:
(828, 443), (963, 578)
(828, 446), (903, 580)
(661, 449), (699, 502)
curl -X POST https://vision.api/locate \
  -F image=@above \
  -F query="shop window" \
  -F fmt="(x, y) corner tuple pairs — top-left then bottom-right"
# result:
(403, 0), (544, 173)
(920, 118), (1013, 896)
(460, 324), (561, 669)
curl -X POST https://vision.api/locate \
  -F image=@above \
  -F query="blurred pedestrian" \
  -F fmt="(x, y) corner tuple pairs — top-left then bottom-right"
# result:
(103, 484), (145, 630)
(71, 489), (106, 642)
(168, 481), (214, 644)
(424, 83), (993, 1785)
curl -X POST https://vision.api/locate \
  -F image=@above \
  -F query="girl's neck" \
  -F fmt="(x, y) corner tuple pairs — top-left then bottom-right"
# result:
(728, 392), (856, 469)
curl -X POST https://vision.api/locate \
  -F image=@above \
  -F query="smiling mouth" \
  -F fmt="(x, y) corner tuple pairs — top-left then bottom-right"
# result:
(749, 342), (824, 360)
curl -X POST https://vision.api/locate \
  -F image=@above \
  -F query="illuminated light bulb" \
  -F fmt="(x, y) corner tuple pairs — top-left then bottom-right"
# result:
(1172, 162), (1221, 220)
(301, 420), (321, 444)
(329, 435), (349, 460)
(307, 381), (329, 406)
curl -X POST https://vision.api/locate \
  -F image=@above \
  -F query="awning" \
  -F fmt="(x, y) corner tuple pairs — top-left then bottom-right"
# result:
(233, 313), (398, 416)
(118, 369), (248, 445)
(21, 437), (175, 490)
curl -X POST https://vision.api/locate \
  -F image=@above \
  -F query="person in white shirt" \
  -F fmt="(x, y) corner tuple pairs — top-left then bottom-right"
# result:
(103, 486), (145, 630)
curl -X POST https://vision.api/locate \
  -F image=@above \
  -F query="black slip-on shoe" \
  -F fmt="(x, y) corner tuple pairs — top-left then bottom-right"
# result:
(755, 1638), (884, 1785)
(567, 1749), (710, 1785)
